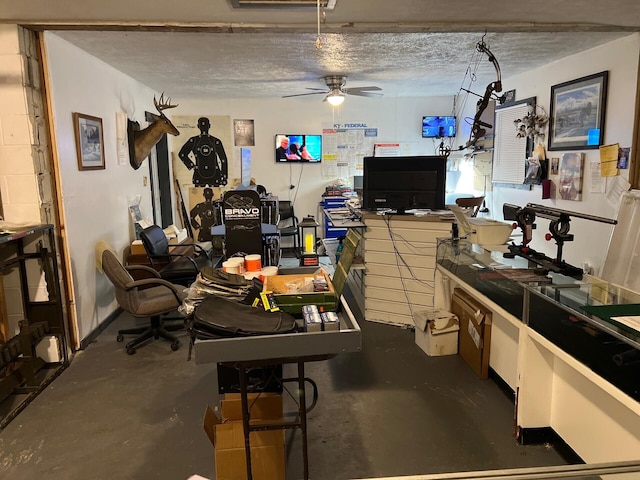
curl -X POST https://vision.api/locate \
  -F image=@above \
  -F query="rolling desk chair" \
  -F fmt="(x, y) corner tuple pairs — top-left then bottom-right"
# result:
(139, 225), (211, 286)
(101, 250), (186, 354)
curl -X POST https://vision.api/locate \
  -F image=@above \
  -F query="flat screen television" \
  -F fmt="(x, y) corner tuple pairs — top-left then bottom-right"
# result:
(275, 134), (322, 163)
(362, 156), (447, 214)
(422, 116), (456, 138)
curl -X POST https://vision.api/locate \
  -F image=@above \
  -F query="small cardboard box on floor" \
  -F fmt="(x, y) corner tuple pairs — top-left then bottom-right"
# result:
(203, 393), (285, 480)
(451, 288), (492, 379)
(414, 309), (460, 356)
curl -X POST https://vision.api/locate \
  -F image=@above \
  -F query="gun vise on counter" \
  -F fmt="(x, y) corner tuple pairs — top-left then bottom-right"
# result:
(502, 203), (617, 278)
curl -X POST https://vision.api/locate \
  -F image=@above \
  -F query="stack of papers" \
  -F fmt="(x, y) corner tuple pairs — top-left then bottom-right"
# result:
(611, 316), (640, 333)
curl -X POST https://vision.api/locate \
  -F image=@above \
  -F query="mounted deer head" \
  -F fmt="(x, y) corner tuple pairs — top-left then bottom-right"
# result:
(127, 93), (179, 170)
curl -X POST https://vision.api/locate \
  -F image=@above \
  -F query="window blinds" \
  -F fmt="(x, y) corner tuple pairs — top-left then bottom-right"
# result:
(492, 102), (530, 184)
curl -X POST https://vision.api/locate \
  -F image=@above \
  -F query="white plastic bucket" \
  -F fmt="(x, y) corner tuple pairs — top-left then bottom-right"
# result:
(222, 260), (238, 273)
(261, 266), (278, 277)
(223, 257), (245, 274)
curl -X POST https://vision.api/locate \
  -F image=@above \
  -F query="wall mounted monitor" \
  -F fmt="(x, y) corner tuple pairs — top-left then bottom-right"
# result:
(275, 134), (322, 163)
(422, 116), (456, 138)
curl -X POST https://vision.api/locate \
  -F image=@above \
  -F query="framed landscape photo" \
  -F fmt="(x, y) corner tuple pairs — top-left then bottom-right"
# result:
(548, 71), (608, 151)
(73, 112), (105, 170)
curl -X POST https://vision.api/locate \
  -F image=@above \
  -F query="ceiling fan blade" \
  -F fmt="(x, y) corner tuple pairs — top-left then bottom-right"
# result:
(346, 86), (382, 92)
(346, 90), (384, 98)
(282, 91), (328, 98)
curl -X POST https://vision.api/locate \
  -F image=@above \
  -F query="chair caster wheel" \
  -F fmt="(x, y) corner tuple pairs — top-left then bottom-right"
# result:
(126, 347), (136, 355)
(116, 334), (124, 342)
(171, 341), (180, 351)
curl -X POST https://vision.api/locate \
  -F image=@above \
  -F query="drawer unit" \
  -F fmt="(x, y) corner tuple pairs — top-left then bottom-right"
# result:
(322, 196), (348, 239)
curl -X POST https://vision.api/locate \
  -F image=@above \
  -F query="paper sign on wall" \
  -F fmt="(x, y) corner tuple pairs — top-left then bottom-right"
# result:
(599, 143), (619, 177)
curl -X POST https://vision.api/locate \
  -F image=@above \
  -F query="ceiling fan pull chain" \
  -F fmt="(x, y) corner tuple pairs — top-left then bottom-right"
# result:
(316, 0), (323, 49)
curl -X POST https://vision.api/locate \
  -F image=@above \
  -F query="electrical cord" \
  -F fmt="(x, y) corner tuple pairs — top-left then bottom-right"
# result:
(289, 162), (304, 204)
(383, 214), (437, 323)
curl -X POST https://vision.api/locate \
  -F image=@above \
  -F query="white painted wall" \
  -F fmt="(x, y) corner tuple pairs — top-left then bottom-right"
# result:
(45, 32), (159, 341)
(479, 33), (640, 275)
(171, 95), (463, 229)
(39, 32), (639, 342)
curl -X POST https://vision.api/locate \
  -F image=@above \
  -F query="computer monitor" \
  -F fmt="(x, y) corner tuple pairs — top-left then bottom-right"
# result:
(422, 116), (457, 138)
(362, 156), (447, 214)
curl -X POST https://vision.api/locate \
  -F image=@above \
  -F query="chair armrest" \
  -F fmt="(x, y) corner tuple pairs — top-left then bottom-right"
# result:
(126, 277), (185, 303)
(176, 242), (208, 255)
(125, 264), (162, 278)
(163, 251), (200, 270)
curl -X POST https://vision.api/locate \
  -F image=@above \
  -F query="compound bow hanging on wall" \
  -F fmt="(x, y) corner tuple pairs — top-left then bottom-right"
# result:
(458, 36), (507, 151)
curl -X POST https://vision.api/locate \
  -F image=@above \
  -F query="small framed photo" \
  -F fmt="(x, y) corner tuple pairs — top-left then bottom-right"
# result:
(73, 112), (105, 170)
(234, 119), (255, 146)
(548, 71), (608, 151)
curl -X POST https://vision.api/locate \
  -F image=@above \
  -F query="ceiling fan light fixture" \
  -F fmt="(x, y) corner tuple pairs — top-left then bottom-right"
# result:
(326, 91), (345, 106)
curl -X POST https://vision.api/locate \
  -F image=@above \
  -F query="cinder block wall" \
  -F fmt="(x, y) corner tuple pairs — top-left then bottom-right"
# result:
(0, 25), (54, 336)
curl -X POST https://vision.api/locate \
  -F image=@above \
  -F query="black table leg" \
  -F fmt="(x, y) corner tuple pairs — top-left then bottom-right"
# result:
(297, 361), (309, 480)
(239, 367), (253, 480)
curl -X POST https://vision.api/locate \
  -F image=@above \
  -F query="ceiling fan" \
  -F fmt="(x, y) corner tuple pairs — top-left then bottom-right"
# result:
(282, 75), (382, 106)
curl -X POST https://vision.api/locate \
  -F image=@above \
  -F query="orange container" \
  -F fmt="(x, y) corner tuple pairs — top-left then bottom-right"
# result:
(245, 254), (262, 272)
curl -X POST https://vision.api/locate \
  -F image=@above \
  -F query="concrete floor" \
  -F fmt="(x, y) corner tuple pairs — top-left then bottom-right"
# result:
(0, 264), (574, 480)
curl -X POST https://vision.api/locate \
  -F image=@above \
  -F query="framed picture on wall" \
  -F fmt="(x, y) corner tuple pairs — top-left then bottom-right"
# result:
(233, 119), (255, 146)
(558, 152), (585, 201)
(548, 71), (608, 151)
(73, 112), (105, 170)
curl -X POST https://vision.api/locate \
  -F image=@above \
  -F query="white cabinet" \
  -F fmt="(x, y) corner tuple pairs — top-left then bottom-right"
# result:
(362, 214), (451, 326)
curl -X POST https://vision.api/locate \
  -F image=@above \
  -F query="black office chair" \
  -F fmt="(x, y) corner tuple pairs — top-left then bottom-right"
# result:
(455, 196), (485, 218)
(101, 250), (186, 355)
(277, 200), (299, 257)
(139, 225), (211, 286)
(221, 189), (264, 260)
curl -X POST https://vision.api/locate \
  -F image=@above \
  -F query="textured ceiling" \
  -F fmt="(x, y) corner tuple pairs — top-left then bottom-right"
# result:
(2, 0), (639, 99)
(50, 30), (631, 99)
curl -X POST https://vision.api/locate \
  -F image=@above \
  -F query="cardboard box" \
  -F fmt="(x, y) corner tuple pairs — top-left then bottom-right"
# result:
(414, 310), (459, 356)
(203, 394), (286, 480)
(451, 288), (492, 379)
(130, 240), (146, 255)
(263, 271), (338, 314)
(215, 443), (285, 480)
(221, 393), (283, 422)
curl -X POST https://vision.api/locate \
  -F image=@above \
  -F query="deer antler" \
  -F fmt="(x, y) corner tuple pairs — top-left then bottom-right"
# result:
(153, 92), (178, 112)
